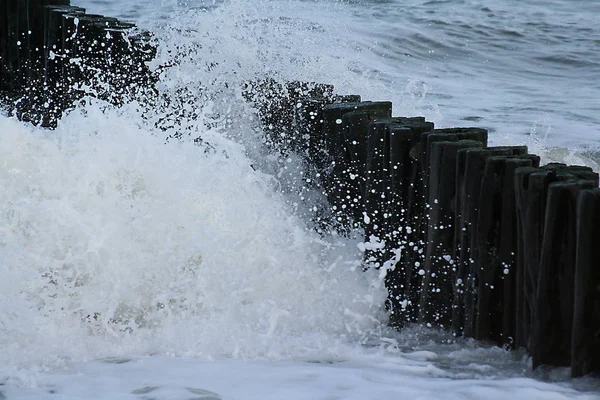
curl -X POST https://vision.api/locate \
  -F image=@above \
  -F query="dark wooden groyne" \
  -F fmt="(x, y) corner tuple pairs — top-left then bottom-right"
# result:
(2, 1), (599, 380)
(245, 81), (600, 378)
(0, 0), (154, 127)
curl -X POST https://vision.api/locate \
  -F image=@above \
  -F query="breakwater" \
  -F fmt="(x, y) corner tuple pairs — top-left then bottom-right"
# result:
(0, 0), (153, 127)
(244, 81), (600, 378)
(1, 0), (599, 379)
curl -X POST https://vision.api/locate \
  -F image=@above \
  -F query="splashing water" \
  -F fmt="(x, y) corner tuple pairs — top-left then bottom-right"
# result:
(0, 102), (388, 368)
(0, 0), (397, 377)
(1, 0), (599, 396)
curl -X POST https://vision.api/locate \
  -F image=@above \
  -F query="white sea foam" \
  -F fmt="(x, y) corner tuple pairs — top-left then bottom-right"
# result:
(0, 98), (387, 374)
(3, 354), (599, 400)
(0, 0), (400, 378)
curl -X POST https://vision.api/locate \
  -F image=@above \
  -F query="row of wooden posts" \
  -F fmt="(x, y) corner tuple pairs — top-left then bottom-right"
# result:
(0, 0), (153, 127)
(245, 81), (600, 378)
(2, 0), (599, 380)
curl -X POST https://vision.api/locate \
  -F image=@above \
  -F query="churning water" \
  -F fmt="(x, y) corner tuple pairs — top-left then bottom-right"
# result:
(0, 0), (599, 398)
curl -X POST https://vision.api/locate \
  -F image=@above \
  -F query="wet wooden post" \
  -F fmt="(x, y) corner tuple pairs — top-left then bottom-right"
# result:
(292, 95), (356, 170)
(473, 154), (539, 345)
(293, 98), (331, 163)
(453, 146), (524, 337)
(395, 119), (434, 323)
(0, 1), (8, 91)
(532, 175), (599, 369)
(498, 157), (540, 346)
(290, 95), (359, 229)
(365, 119), (395, 245)
(16, 0), (31, 83)
(365, 118), (431, 240)
(514, 166), (560, 349)
(416, 130), (461, 323)
(8, 0), (45, 122)
(4, 1), (24, 103)
(96, 21), (141, 104)
(419, 139), (484, 328)
(257, 81), (334, 154)
(29, 0), (61, 82)
(385, 121), (428, 327)
(389, 118), (434, 228)
(384, 119), (433, 324)
(421, 128), (488, 211)
(320, 101), (391, 230)
(242, 79), (288, 147)
(41, 5), (85, 125)
(343, 106), (393, 235)
(268, 82), (334, 155)
(61, 14), (117, 96)
(387, 123), (420, 231)
(572, 188), (600, 377)
(14, 0), (27, 81)
(43, 6), (76, 82)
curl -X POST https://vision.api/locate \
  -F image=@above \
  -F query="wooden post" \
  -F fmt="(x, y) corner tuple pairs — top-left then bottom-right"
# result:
(5, 1), (21, 94)
(293, 96), (355, 171)
(572, 188), (600, 377)
(499, 157), (539, 346)
(61, 14), (117, 95)
(320, 101), (391, 229)
(514, 166), (559, 349)
(365, 119), (394, 243)
(452, 146), (526, 337)
(41, 5), (84, 125)
(419, 139), (484, 328)
(474, 155), (539, 345)
(253, 81), (334, 154)
(385, 121), (429, 327)
(433, 127), (488, 146)
(0, 1), (9, 91)
(101, 22), (146, 104)
(532, 175), (599, 369)
(388, 118), (434, 325)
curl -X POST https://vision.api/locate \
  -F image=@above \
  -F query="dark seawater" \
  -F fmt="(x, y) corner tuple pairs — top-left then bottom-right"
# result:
(76, 0), (600, 154)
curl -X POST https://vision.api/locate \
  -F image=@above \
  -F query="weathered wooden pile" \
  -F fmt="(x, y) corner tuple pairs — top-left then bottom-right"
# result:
(0, 0), (154, 127)
(245, 81), (600, 378)
(2, 0), (599, 380)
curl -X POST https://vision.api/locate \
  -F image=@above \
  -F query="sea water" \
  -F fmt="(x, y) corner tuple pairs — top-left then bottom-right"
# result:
(1, 0), (599, 398)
